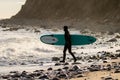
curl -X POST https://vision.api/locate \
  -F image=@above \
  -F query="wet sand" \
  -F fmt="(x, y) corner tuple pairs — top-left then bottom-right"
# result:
(71, 59), (120, 80)
(70, 70), (120, 80)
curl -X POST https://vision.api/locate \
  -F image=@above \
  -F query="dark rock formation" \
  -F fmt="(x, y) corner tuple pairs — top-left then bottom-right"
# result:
(14, 0), (120, 21)
(8, 0), (120, 32)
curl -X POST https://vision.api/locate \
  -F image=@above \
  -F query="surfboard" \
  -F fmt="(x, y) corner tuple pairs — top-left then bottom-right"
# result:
(40, 34), (96, 45)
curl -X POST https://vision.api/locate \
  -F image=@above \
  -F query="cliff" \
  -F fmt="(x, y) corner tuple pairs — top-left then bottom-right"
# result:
(11, 0), (120, 32)
(13, 0), (120, 20)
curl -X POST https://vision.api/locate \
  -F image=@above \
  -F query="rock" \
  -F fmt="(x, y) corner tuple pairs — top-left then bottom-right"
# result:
(116, 50), (120, 52)
(76, 74), (84, 78)
(28, 73), (37, 77)
(106, 64), (112, 71)
(1, 75), (10, 79)
(10, 71), (19, 74)
(39, 74), (49, 79)
(110, 55), (117, 59)
(72, 65), (80, 71)
(1, 25), (7, 28)
(88, 65), (101, 71)
(64, 62), (69, 65)
(34, 69), (44, 72)
(20, 62), (27, 65)
(33, 70), (43, 77)
(21, 71), (28, 77)
(55, 63), (61, 66)
(88, 60), (93, 62)
(47, 67), (53, 71)
(114, 69), (120, 73)
(107, 38), (117, 42)
(52, 57), (60, 61)
(103, 60), (108, 63)
(11, 73), (21, 78)
(57, 68), (62, 72)
(57, 73), (67, 79)
(115, 35), (120, 38)
(103, 76), (113, 80)
(88, 67), (99, 71)
(63, 66), (69, 70)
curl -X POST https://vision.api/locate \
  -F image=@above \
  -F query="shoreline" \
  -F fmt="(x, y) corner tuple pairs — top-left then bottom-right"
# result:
(0, 23), (120, 80)
(0, 58), (120, 80)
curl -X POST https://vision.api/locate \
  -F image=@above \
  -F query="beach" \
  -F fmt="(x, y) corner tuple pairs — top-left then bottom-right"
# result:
(0, 23), (120, 80)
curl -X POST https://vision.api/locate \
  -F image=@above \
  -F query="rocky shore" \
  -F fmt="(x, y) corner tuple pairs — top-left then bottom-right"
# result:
(0, 23), (120, 80)
(1, 51), (120, 80)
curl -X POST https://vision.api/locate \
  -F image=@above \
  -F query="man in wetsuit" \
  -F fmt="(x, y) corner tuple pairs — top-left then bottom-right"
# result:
(61, 26), (77, 63)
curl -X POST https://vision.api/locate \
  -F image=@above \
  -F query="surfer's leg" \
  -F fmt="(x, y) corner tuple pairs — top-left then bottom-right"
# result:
(62, 45), (67, 62)
(68, 46), (77, 62)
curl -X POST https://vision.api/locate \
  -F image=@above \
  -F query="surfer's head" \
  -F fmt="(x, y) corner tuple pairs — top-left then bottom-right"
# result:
(64, 26), (68, 31)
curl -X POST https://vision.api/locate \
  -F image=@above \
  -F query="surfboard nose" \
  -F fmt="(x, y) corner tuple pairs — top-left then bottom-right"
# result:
(89, 37), (96, 43)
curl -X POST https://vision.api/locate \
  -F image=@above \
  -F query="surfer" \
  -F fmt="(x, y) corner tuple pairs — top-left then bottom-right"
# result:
(61, 26), (77, 63)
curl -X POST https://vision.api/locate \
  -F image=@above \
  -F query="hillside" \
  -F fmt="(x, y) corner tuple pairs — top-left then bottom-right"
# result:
(11, 0), (120, 32)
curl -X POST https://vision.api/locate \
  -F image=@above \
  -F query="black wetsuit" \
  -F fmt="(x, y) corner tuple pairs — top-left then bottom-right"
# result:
(63, 30), (77, 62)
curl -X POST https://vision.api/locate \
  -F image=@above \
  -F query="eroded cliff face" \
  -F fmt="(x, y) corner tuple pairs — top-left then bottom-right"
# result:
(11, 0), (120, 32)
(14, 0), (120, 21)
